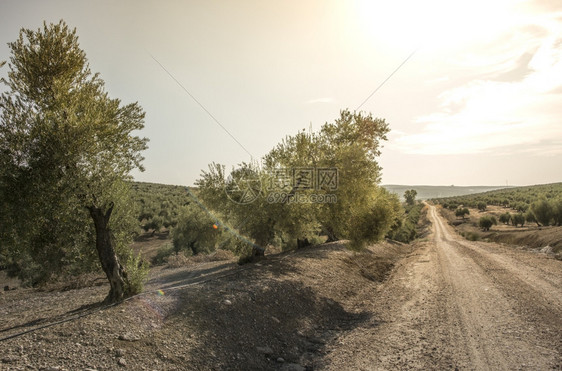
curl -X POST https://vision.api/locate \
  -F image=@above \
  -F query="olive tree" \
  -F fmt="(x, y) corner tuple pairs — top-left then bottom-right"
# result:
(0, 21), (148, 302)
(499, 212), (511, 225)
(479, 215), (497, 231)
(511, 213), (525, 227)
(531, 199), (553, 226)
(552, 199), (562, 226)
(404, 189), (417, 206)
(196, 162), (276, 258)
(172, 202), (223, 256)
(455, 207), (469, 219)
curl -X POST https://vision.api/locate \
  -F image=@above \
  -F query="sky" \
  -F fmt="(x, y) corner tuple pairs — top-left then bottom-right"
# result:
(0, 0), (561, 187)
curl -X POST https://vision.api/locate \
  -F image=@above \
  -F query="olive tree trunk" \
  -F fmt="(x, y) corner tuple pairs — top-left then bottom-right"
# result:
(87, 202), (127, 303)
(252, 245), (265, 257)
(323, 225), (338, 242)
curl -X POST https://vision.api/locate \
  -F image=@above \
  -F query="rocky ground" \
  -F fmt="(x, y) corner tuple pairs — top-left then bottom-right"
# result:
(0, 238), (412, 370)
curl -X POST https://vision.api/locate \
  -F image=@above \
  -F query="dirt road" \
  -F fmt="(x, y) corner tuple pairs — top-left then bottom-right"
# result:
(323, 204), (562, 370)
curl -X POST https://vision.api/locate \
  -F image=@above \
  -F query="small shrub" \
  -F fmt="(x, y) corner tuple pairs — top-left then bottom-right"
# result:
(166, 252), (191, 268)
(123, 251), (150, 296)
(465, 232), (481, 241)
(210, 249), (235, 261)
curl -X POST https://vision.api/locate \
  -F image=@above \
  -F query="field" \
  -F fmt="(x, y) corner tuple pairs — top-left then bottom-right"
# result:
(383, 184), (509, 200)
(432, 182), (562, 259)
(130, 181), (192, 232)
(431, 182), (562, 210)
(439, 204), (562, 258)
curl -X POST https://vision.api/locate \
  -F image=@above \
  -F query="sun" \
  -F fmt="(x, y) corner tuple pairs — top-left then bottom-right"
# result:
(352, 0), (523, 53)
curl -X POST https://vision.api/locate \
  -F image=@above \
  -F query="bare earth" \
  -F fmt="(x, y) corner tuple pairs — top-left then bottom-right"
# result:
(1, 205), (561, 370)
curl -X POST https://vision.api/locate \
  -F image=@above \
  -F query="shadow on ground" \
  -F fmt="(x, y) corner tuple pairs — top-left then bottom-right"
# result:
(132, 242), (407, 370)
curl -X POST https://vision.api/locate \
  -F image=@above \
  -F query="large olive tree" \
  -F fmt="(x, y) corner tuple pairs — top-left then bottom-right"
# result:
(0, 21), (148, 302)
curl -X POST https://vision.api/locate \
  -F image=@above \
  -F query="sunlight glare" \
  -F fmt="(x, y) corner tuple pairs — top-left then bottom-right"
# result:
(353, 0), (523, 52)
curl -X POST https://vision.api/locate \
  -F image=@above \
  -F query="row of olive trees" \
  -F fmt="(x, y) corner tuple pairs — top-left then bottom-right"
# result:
(180, 110), (403, 260)
(470, 199), (562, 232)
(0, 21), (148, 302)
(387, 202), (423, 243)
(435, 183), (562, 214)
(498, 212), (526, 227)
(479, 212), (526, 230)
(131, 182), (193, 233)
(484, 199), (562, 228)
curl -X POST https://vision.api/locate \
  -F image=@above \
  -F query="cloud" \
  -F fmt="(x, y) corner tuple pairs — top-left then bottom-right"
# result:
(393, 11), (562, 157)
(488, 51), (535, 82)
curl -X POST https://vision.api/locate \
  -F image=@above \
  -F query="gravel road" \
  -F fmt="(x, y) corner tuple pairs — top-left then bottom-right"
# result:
(323, 204), (562, 370)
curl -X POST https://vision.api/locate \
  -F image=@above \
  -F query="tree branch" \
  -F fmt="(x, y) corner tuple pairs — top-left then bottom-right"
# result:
(105, 201), (114, 220)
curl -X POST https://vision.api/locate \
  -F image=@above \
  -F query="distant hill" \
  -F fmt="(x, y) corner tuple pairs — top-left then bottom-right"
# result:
(382, 185), (510, 201)
(129, 181), (511, 203)
(429, 182), (562, 212)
